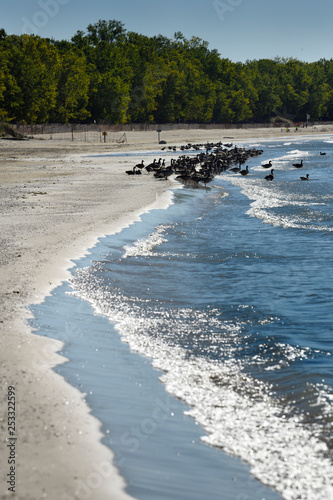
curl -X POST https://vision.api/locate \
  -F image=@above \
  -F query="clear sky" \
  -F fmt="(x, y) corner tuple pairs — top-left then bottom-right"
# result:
(2, 0), (333, 63)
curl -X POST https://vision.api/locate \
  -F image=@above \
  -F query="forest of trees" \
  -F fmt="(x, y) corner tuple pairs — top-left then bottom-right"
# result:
(1, 20), (333, 125)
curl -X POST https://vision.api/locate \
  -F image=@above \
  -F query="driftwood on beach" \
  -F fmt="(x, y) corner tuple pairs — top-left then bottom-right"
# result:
(0, 123), (26, 140)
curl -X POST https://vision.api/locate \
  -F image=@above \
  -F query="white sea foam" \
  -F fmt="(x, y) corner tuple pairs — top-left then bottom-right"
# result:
(250, 149), (312, 172)
(123, 225), (168, 257)
(308, 382), (333, 420)
(69, 270), (333, 500)
(288, 149), (310, 156)
(163, 356), (333, 500)
(223, 177), (333, 231)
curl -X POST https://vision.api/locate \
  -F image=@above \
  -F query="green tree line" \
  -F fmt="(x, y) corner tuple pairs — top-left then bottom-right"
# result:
(1, 20), (333, 124)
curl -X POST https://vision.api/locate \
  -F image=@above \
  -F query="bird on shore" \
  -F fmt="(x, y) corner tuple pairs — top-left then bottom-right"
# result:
(300, 174), (310, 180)
(175, 173), (194, 184)
(145, 158), (158, 172)
(261, 160), (272, 169)
(154, 167), (174, 180)
(293, 160), (303, 168)
(228, 165), (241, 173)
(126, 166), (141, 175)
(265, 169), (275, 181)
(135, 159), (145, 169)
(200, 174), (214, 186)
(239, 165), (249, 176)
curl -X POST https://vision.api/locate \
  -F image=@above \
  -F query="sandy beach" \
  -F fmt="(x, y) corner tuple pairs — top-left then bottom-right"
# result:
(1, 123), (332, 500)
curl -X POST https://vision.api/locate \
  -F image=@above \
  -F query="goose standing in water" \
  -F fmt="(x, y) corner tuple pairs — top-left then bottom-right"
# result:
(228, 165), (241, 173)
(300, 174), (310, 180)
(261, 160), (272, 168)
(265, 169), (275, 181)
(239, 165), (249, 176)
(293, 160), (303, 168)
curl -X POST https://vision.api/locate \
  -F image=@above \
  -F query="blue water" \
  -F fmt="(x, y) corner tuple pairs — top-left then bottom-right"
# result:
(32, 136), (333, 500)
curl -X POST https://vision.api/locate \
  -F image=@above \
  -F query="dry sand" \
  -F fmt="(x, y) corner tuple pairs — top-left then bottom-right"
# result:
(1, 124), (332, 500)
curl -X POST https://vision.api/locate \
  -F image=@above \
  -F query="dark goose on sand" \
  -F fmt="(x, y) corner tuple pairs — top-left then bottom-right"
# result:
(135, 159), (145, 169)
(126, 166), (141, 175)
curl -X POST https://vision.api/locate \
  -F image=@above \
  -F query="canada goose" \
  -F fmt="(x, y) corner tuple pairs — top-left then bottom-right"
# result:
(320, 152), (326, 155)
(200, 174), (214, 186)
(126, 166), (141, 175)
(135, 159), (145, 169)
(265, 169), (275, 181)
(145, 159), (158, 172)
(239, 165), (249, 176)
(154, 167), (174, 180)
(228, 165), (241, 173)
(293, 160), (303, 168)
(261, 160), (272, 168)
(300, 174), (310, 180)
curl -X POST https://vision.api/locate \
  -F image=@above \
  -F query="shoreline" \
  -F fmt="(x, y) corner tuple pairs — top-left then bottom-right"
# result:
(0, 138), (170, 500)
(1, 125), (332, 499)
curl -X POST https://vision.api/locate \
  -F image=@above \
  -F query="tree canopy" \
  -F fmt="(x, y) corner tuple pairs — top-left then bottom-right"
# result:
(1, 21), (333, 124)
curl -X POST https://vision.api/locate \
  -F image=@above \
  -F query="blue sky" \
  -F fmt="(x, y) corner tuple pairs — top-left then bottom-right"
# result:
(2, 0), (333, 62)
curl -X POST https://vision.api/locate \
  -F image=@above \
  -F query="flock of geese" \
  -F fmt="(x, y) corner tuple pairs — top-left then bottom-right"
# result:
(126, 142), (264, 185)
(126, 142), (326, 185)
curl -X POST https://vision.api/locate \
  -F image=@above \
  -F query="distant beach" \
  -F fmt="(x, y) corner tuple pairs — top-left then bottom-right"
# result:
(1, 123), (333, 499)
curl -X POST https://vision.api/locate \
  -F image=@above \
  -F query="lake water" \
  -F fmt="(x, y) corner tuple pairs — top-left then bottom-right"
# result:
(32, 135), (333, 500)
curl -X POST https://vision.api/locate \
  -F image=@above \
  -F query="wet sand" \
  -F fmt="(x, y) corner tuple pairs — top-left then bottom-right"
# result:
(1, 124), (332, 499)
